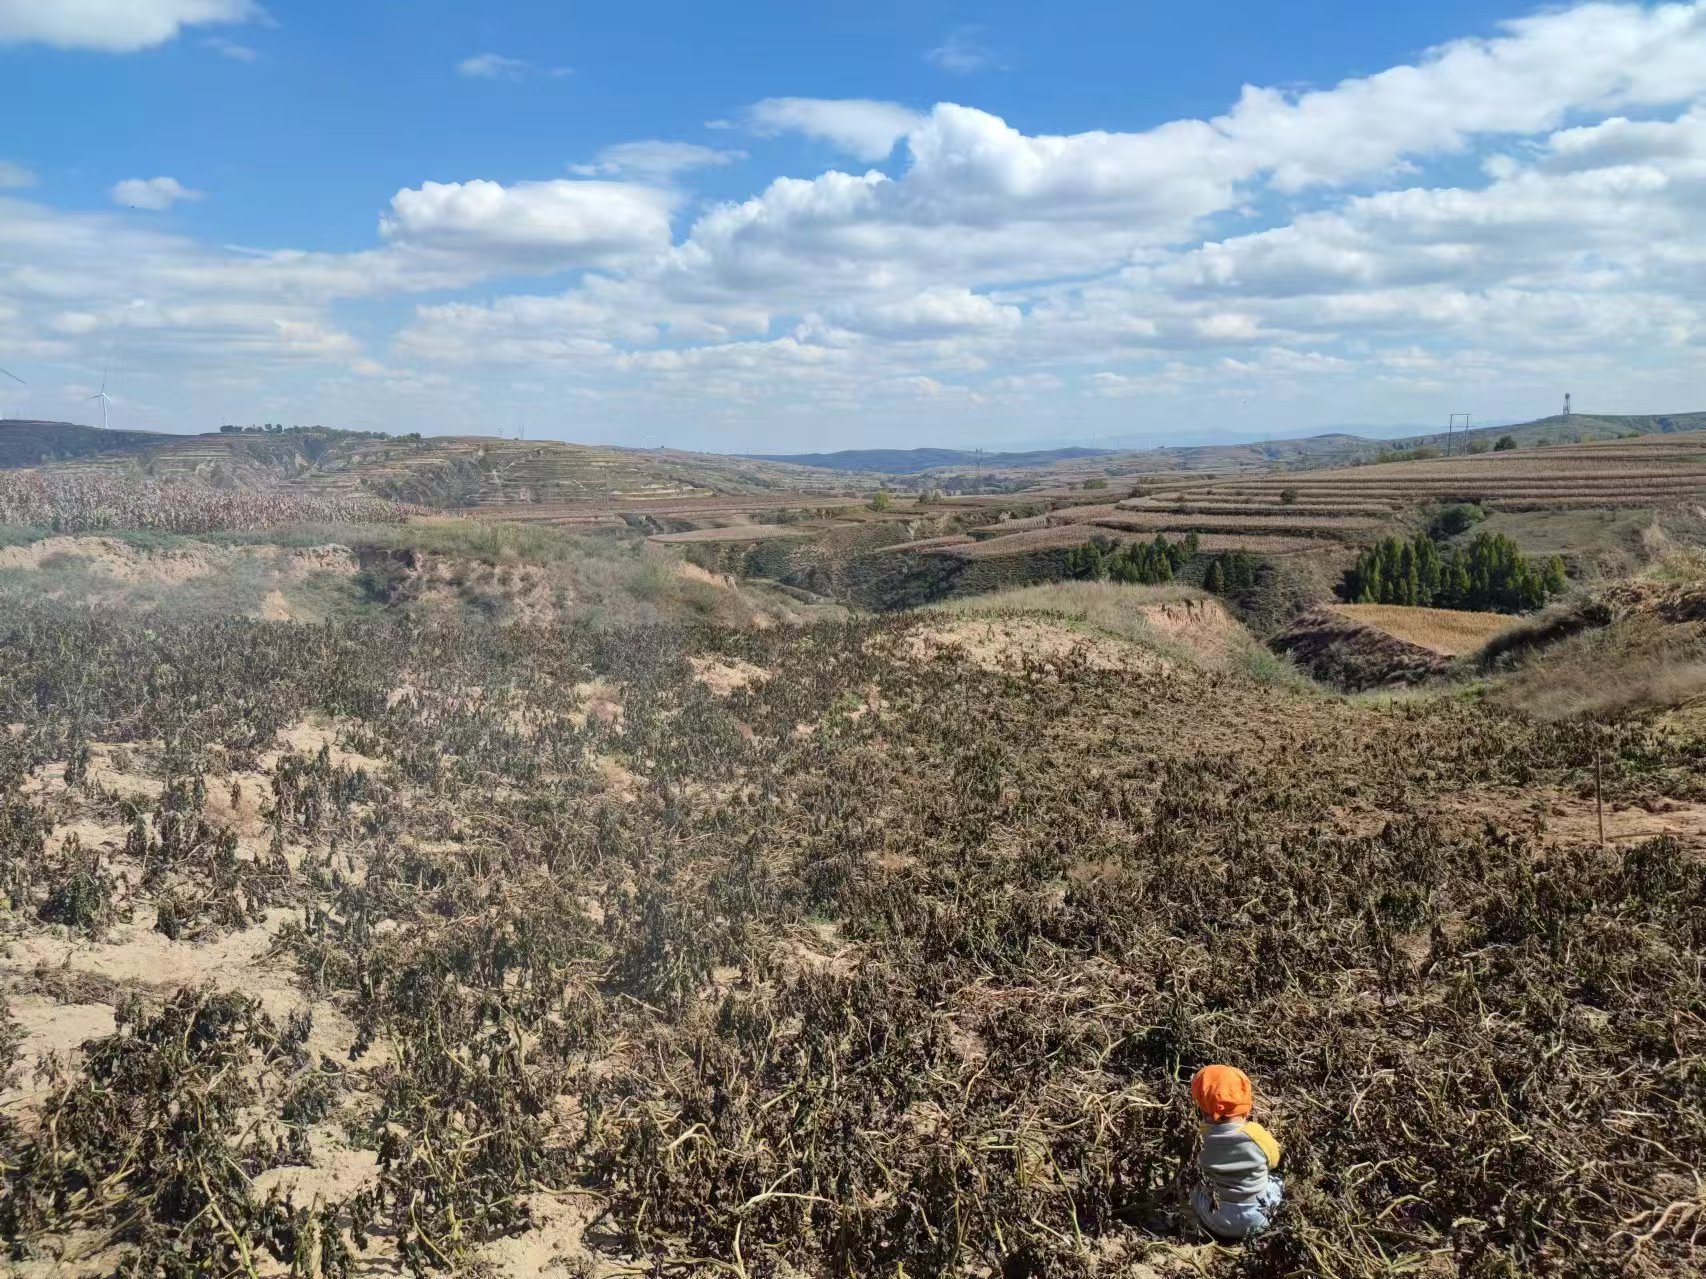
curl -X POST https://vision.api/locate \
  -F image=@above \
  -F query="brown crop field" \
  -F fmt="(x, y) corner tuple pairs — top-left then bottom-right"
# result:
(874, 533), (977, 554)
(1093, 512), (1382, 537)
(943, 523), (1324, 559)
(1331, 603), (1523, 654)
(4, 582), (1706, 1278)
(480, 493), (875, 524)
(648, 524), (816, 544)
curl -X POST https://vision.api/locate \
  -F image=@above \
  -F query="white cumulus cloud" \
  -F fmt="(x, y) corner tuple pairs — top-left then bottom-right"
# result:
(0, 160), (36, 188)
(111, 176), (203, 210)
(569, 141), (745, 180)
(740, 97), (923, 161)
(379, 179), (675, 265)
(0, 0), (258, 53)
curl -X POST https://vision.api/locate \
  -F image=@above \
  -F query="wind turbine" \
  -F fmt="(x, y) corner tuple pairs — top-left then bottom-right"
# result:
(87, 368), (113, 430)
(0, 368), (22, 420)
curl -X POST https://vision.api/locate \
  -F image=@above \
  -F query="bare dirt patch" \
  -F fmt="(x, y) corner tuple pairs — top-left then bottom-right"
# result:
(256, 589), (296, 621)
(903, 619), (1167, 674)
(1, 910), (360, 1066)
(251, 1143), (381, 1207)
(568, 679), (625, 730)
(0, 995), (117, 1113)
(674, 559), (735, 588)
(24, 743), (164, 805)
(278, 545), (359, 579)
(268, 717), (386, 772)
(689, 655), (769, 696)
(1136, 597), (1245, 659)
(0, 536), (215, 584)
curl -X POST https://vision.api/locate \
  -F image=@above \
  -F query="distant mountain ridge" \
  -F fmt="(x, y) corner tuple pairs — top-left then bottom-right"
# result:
(746, 446), (1113, 474)
(4, 409), (1702, 509)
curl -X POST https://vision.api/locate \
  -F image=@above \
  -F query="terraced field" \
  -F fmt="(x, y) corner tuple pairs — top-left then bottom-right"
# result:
(485, 493), (875, 529)
(1123, 433), (1706, 519)
(857, 434), (1706, 606)
(942, 525), (1321, 560)
(649, 525), (816, 544)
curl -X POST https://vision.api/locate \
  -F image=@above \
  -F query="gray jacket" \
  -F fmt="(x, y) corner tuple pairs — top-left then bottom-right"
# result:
(1198, 1120), (1281, 1202)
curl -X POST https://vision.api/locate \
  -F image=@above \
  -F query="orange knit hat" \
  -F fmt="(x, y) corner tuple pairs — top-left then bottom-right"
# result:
(1191, 1064), (1253, 1121)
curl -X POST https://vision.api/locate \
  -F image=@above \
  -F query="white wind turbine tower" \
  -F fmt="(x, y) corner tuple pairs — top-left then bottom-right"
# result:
(0, 368), (23, 420)
(87, 367), (113, 430)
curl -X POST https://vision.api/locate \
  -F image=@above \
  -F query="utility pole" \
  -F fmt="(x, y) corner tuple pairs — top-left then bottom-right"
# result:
(974, 447), (984, 494)
(1448, 412), (1471, 456)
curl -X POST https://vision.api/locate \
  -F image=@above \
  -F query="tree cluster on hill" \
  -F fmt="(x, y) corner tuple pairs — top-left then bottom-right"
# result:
(1342, 531), (1566, 612)
(1064, 533), (1197, 584)
(1202, 550), (1262, 597)
(219, 423), (390, 440)
(1371, 445), (1443, 464)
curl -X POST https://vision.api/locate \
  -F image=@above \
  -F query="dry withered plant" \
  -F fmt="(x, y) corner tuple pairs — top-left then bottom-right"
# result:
(1, 601), (1703, 1277)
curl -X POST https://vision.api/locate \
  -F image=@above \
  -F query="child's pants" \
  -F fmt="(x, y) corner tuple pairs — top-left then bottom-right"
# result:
(1193, 1176), (1284, 1241)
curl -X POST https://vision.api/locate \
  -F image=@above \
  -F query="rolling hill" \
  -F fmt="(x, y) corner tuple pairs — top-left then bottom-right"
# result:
(747, 446), (1113, 473)
(1389, 410), (1706, 454)
(0, 422), (859, 507)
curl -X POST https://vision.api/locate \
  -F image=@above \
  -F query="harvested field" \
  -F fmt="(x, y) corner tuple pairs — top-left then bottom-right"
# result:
(1122, 499), (1401, 518)
(1044, 502), (1125, 525)
(648, 525), (815, 544)
(968, 514), (1050, 536)
(1092, 512), (1380, 537)
(943, 523), (1322, 559)
(1271, 606), (1453, 688)
(482, 492), (874, 525)
(873, 533), (976, 554)
(1331, 603), (1521, 655)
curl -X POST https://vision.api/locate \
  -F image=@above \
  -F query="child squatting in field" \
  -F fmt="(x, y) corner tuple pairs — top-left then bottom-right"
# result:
(1190, 1064), (1284, 1241)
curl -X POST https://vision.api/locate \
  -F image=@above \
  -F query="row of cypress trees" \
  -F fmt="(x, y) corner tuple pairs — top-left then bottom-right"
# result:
(1342, 531), (1566, 612)
(1064, 533), (1199, 584)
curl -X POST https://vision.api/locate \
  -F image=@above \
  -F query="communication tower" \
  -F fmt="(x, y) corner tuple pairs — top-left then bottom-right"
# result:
(1562, 392), (1571, 419)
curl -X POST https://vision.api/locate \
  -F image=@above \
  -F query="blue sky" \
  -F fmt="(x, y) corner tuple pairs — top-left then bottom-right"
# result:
(2, 0), (1704, 450)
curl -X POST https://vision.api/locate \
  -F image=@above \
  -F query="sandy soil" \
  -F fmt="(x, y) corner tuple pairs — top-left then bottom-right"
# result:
(689, 655), (770, 696)
(568, 679), (625, 730)
(0, 537), (215, 584)
(1136, 597), (1246, 658)
(904, 618), (1168, 674)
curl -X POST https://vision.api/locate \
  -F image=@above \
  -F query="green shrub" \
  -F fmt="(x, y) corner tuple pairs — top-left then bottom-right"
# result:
(1429, 503), (1486, 539)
